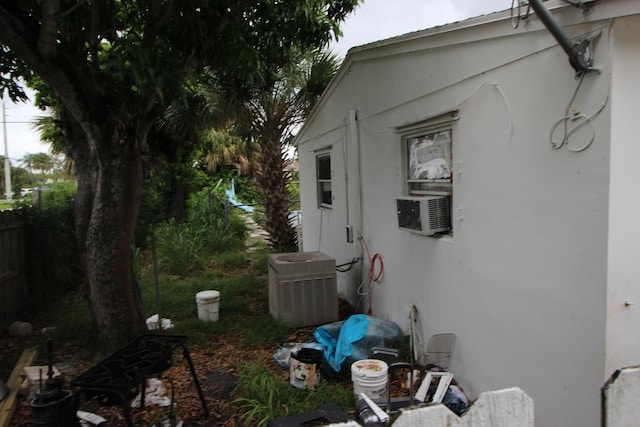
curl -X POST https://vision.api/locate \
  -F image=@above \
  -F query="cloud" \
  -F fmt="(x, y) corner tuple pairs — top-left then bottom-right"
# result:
(2, 96), (50, 164)
(330, 0), (508, 56)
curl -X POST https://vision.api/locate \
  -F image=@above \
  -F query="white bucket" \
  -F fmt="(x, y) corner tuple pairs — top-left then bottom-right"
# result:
(351, 359), (388, 399)
(196, 290), (220, 321)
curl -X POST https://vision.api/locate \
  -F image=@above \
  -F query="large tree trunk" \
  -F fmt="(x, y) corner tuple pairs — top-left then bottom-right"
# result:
(258, 136), (297, 252)
(66, 112), (148, 354)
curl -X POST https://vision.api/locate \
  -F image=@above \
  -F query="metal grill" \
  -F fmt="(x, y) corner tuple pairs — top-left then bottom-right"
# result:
(71, 334), (208, 426)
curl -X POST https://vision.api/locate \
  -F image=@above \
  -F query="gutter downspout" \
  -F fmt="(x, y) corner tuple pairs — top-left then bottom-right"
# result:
(528, 0), (599, 76)
(348, 110), (360, 244)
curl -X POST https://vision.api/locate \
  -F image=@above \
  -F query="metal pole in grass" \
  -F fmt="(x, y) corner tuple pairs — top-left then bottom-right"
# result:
(223, 198), (230, 240)
(150, 226), (162, 330)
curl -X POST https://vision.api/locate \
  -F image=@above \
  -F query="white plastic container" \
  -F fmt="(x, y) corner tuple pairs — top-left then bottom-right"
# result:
(196, 290), (220, 321)
(351, 359), (388, 399)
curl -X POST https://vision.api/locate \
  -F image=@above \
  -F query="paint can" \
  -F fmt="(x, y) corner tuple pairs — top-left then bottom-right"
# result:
(289, 347), (324, 390)
(351, 359), (388, 399)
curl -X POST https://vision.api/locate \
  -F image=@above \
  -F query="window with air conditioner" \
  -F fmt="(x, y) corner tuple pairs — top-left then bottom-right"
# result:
(316, 152), (332, 208)
(397, 113), (456, 235)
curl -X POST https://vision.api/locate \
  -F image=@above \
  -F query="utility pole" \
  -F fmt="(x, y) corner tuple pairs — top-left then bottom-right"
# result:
(2, 101), (12, 200)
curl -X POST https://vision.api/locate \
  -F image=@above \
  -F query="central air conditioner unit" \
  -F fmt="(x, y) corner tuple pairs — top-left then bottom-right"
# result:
(396, 196), (451, 235)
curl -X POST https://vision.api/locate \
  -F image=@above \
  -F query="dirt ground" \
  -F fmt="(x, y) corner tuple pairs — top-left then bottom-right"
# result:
(2, 305), (352, 426)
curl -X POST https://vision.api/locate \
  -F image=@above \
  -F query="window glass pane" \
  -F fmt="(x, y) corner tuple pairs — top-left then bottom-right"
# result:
(319, 182), (332, 205)
(407, 129), (452, 181)
(316, 153), (332, 207)
(317, 155), (331, 180)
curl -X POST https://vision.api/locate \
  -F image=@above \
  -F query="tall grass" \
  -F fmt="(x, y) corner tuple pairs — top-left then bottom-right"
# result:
(152, 220), (208, 274)
(153, 189), (248, 275)
(7, 181), (360, 424)
(233, 363), (356, 426)
(138, 255), (282, 347)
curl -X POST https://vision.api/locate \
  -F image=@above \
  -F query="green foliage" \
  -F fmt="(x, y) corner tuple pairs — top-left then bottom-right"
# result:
(212, 250), (250, 271)
(233, 363), (356, 426)
(249, 250), (270, 276)
(234, 364), (285, 426)
(2, 217), (359, 423)
(152, 220), (208, 275)
(152, 189), (248, 275)
(242, 317), (291, 346)
(17, 183), (82, 309)
(212, 46), (340, 251)
(11, 167), (34, 195)
(0, 155), (34, 197)
(287, 178), (301, 212)
(35, 292), (92, 345)
(138, 271), (271, 347)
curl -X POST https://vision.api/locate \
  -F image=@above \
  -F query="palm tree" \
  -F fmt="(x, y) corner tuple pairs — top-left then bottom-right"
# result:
(33, 113), (75, 180)
(201, 128), (258, 177)
(19, 153), (35, 185)
(30, 152), (53, 182)
(20, 152), (53, 185)
(217, 48), (341, 251)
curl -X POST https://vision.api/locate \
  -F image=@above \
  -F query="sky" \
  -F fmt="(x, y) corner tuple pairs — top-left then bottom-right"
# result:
(2, 0), (508, 165)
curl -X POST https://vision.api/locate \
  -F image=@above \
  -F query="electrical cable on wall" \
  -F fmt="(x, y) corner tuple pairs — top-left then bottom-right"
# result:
(356, 232), (384, 315)
(336, 257), (359, 273)
(549, 23), (612, 153)
(511, 0), (531, 29)
(548, 68), (609, 152)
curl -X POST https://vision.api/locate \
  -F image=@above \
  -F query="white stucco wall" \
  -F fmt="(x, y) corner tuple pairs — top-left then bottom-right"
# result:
(606, 13), (640, 377)
(296, 3), (639, 426)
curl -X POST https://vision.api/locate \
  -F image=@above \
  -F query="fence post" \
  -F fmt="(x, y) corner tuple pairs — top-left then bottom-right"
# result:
(602, 366), (640, 427)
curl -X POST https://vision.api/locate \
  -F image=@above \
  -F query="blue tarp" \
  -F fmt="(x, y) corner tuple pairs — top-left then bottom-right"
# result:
(314, 314), (402, 374)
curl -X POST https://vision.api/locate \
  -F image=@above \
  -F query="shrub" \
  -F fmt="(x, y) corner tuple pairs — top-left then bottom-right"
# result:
(152, 219), (208, 275)
(153, 189), (248, 274)
(17, 183), (83, 309)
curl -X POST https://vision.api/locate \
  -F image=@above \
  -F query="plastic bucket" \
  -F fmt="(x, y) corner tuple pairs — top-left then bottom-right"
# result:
(196, 290), (220, 321)
(351, 359), (388, 399)
(290, 347), (324, 390)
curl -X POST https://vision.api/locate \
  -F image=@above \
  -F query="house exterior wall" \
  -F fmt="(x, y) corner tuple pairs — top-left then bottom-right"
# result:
(296, 2), (639, 426)
(606, 13), (640, 377)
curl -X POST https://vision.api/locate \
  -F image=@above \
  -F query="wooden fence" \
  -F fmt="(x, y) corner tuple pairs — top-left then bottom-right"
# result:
(0, 209), (28, 329)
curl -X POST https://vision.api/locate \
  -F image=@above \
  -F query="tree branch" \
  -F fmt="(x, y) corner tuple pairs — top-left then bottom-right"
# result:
(0, 3), (96, 134)
(36, 0), (59, 61)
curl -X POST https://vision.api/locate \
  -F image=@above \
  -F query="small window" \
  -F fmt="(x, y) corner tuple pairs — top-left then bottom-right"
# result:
(398, 122), (454, 236)
(316, 152), (332, 208)
(397, 112), (457, 235)
(405, 127), (452, 196)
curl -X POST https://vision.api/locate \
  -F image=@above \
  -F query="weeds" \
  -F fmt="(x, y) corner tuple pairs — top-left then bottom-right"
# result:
(152, 190), (248, 275)
(5, 184), (361, 425)
(153, 220), (208, 274)
(233, 363), (356, 426)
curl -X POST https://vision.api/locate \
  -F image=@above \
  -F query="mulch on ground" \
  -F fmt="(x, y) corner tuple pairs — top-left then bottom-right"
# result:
(2, 300), (358, 426)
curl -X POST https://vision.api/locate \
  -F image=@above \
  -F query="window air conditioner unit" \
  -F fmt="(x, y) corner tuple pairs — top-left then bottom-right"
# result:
(396, 196), (451, 235)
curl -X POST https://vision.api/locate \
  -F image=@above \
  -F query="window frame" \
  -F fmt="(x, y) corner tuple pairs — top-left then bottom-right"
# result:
(316, 151), (332, 208)
(397, 112), (458, 236)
